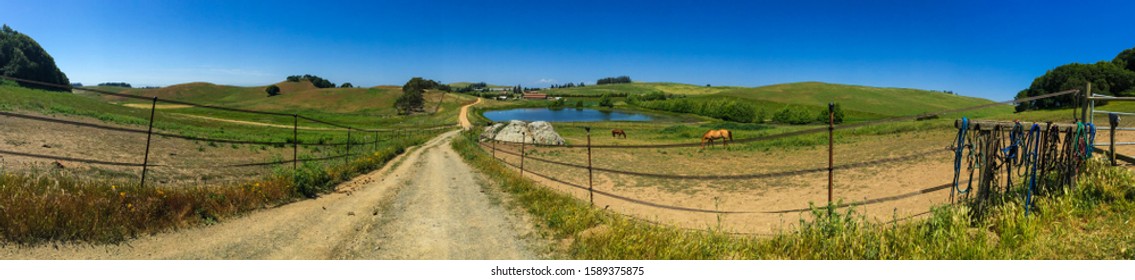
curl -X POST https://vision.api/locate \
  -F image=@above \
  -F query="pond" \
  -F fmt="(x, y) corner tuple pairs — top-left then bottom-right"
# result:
(483, 108), (657, 122)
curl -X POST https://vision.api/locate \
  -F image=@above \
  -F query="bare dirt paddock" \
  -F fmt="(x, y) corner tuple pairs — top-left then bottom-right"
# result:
(478, 128), (1075, 235)
(0, 112), (301, 186)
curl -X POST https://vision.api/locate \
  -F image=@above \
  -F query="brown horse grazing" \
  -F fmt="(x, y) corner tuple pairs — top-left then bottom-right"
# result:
(611, 129), (627, 139)
(701, 129), (733, 148)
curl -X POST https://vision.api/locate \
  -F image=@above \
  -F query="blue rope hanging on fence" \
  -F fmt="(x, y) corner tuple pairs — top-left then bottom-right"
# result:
(953, 117), (972, 195)
(1085, 122), (1096, 158)
(1024, 123), (1042, 216)
(1002, 121), (1024, 188)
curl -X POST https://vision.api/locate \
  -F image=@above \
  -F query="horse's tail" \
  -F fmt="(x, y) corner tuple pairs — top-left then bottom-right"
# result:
(728, 130), (733, 141)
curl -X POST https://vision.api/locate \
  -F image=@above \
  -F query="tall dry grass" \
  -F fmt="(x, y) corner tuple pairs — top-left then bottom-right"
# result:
(0, 131), (437, 244)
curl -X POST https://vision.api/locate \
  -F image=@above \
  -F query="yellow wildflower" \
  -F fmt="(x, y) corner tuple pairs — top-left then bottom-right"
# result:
(119, 192), (126, 198)
(111, 185), (117, 191)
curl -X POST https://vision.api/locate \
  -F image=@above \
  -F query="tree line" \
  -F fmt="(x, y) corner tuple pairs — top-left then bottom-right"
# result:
(1015, 46), (1135, 111)
(98, 82), (132, 88)
(0, 24), (70, 91)
(549, 82), (585, 88)
(596, 76), (632, 85)
(285, 74), (338, 89)
(628, 92), (844, 124)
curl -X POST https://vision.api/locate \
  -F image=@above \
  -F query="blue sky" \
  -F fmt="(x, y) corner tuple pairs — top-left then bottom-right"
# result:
(3, 0), (1134, 101)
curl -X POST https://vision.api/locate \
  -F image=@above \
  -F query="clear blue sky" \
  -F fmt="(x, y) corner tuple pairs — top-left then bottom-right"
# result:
(3, 0), (1134, 101)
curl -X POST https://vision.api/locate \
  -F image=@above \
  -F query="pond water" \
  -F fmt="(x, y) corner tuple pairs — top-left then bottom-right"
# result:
(483, 108), (656, 122)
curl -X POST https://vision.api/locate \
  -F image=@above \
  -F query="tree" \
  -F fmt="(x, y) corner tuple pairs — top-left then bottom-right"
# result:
(773, 106), (816, 125)
(817, 103), (845, 124)
(284, 74), (335, 88)
(98, 82), (132, 88)
(394, 77), (442, 114)
(340, 83), (353, 88)
(1014, 61), (1135, 111)
(598, 93), (614, 107)
(265, 85), (281, 96)
(1114, 46), (1135, 73)
(1, 24), (70, 91)
(597, 76), (632, 85)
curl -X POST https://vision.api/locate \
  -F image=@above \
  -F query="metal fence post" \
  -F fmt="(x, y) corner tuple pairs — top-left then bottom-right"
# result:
(827, 102), (834, 208)
(374, 131), (379, 152)
(140, 96), (158, 188)
(492, 137), (497, 158)
(1110, 113), (1119, 166)
(586, 127), (594, 206)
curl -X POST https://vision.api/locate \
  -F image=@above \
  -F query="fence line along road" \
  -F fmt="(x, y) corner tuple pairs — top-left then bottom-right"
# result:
(490, 148), (957, 215)
(482, 142), (942, 180)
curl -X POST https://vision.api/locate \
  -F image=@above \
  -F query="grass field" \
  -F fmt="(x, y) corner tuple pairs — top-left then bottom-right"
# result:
(0, 81), (463, 244)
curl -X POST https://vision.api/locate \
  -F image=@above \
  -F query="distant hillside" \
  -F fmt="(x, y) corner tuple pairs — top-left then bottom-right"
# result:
(87, 81), (434, 115)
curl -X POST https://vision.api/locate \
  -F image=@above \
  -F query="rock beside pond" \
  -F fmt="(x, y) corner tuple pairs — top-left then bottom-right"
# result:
(481, 120), (565, 145)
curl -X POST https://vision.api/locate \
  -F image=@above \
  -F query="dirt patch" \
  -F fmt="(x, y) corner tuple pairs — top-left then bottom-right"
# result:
(0, 112), (311, 185)
(480, 127), (1109, 235)
(174, 113), (346, 131)
(121, 104), (193, 110)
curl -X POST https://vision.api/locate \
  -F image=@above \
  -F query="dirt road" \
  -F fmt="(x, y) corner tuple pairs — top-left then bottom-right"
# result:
(2, 126), (540, 259)
(460, 98), (481, 129)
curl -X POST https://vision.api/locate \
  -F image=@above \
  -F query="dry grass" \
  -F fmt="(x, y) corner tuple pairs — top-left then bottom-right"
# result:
(0, 132), (438, 245)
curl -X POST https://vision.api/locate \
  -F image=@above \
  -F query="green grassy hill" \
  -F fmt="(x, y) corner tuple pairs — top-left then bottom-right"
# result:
(718, 82), (1002, 118)
(14, 79), (474, 129)
(549, 81), (1008, 122)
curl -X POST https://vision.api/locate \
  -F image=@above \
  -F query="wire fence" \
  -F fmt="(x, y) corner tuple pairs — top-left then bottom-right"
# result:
(0, 75), (455, 187)
(468, 87), (1095, 233)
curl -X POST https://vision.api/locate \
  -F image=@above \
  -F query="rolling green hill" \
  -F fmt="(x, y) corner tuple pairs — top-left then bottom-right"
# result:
(548, 81), (1007, 123)
(717, 82), (1002, 118)
(62, 80), (473, 128)
(83, 81), (448, 115)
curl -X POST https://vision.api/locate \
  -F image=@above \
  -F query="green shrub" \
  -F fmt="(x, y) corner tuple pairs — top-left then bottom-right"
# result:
(773, 106), (816, 124)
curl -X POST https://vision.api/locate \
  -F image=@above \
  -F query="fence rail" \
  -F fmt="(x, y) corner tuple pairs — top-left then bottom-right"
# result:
(1, 75), (457, 187)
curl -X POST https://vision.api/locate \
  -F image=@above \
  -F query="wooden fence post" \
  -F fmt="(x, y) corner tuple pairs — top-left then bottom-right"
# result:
(140, 96), (158, 188)
(297, 113), (301, 171)
(1083, 83), (1090, 122)
(345, 128), (352, 165)
(520, 131), (526, 176)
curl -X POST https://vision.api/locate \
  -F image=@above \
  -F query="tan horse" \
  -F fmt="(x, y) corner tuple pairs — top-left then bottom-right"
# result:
(701, 129), (733, 148)
(611, 129), (627, 139)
